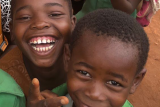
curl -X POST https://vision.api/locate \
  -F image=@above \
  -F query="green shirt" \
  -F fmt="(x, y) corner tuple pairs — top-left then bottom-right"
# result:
(76, 0), (137, 21)
(0, 69), (132, 107)
(0, 69), (26, 107)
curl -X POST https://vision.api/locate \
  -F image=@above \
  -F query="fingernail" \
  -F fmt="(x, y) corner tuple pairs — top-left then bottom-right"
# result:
(60, 99), (66, 105)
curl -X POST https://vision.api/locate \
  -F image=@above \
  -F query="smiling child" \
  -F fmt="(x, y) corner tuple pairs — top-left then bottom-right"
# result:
(0, 0), (76, 107)
(63, 9), (149, 107)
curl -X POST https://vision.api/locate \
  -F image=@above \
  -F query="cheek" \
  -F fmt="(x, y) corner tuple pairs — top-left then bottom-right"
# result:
(67, 72), (84, 94)
(59, 20), (72, 39)
(13, 23), (28, 42)
(108, 89), (131, 107)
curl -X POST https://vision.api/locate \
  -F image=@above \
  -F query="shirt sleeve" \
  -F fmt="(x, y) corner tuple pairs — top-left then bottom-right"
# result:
(0, 93), (26, 107)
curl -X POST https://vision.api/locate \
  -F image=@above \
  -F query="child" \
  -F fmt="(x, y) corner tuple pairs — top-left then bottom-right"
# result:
(63, 9), (149, 107)
(0, 0), (76, 106)
(76, 0), (142, 21)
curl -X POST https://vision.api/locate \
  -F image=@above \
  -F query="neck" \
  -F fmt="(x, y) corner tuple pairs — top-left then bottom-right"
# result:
(23, 55), (66, 91)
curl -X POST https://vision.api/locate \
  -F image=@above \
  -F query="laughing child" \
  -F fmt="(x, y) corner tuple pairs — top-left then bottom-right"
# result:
(63, 9), (149, 107)
(0, 0), (76, 107)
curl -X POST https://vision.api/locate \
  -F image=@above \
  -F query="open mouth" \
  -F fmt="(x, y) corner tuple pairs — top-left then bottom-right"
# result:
(29, 36), (56, 52)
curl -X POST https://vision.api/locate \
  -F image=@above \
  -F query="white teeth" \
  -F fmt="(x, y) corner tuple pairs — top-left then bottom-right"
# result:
(52, 39), (55, 42)
(46, 47), (48, 51)
(38, 39), (41, 44)
(43, 47), (45, 51)
(42, 39), (47, 43)
(40, 47), (43, 51)
(37, 48), (39, 51)
(32, 44), (54, 52)
(30, 38), (56, 44)
(34, 41), (37, 44)
(34, 47), (36, 50)
(47, 39), (50, 43)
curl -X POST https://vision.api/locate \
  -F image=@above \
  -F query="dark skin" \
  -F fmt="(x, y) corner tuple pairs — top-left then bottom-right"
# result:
(10, 0), (76, 94)
(27, 78), (69, 107)
(27, 32), (147, 107)
(9, 0), (76, 106)
(64, 31), (147, 107)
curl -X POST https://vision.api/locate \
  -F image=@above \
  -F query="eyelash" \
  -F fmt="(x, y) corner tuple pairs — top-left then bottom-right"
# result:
(49, 13), (62, 17)
(17, 16), (31, 20)
(77, 70), (91, 77)
(106, 80), (122, 87)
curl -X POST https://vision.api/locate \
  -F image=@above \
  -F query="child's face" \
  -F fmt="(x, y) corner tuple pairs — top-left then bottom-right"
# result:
(64, 31), (145, 107)
(10, 0), (75, 67)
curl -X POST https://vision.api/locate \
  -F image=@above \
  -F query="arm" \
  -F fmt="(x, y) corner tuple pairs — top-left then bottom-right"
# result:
(110, 0), (142, 14)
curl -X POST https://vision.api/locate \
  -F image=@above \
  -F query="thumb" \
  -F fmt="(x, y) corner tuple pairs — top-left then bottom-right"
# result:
(28, 78), (44, 100)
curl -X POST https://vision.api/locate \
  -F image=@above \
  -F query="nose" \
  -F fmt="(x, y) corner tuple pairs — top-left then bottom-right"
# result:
(85, 82), (107, 101)
(30, 21), (51, 30)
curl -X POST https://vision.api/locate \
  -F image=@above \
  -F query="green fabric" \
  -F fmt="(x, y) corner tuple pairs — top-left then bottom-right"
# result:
(0, 69), (26, 107)
(52, 83), (133, 107)
(52, 83), (68, 96)
(123, 100), (133, 107)
(76, 0), (137, 21)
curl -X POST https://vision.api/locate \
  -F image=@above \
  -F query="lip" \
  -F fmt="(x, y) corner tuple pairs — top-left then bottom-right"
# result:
(27, 33), (59, 42)
(26, 33), (60, 56)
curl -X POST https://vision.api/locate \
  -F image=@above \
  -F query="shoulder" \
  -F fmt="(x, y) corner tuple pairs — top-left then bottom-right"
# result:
(0, 69), (24, 97)
(52, 83), (68, 96)
(0, 69), (26, 107)
(0, 46), (23, 71)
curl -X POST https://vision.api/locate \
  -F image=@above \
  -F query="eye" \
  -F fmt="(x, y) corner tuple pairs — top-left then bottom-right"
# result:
(49, 13), (62, 17)
(17, 16), (31, 20)
(107, 80), (122, 86)
(77, 70), (91, 77)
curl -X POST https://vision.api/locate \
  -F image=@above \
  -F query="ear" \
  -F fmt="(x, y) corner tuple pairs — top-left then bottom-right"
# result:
(9, 21), (15, 42)
(63, 44), (71, 73)
(71, 15), (76, 32)
(129, 68), (147, 94)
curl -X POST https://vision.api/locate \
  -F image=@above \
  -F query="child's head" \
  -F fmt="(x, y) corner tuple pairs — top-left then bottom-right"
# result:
(10, 0), (76, 67)
(64, 9), (149, 107)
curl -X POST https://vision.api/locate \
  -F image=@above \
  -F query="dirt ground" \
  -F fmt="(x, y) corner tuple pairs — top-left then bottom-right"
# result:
(128, 11), (160, 107)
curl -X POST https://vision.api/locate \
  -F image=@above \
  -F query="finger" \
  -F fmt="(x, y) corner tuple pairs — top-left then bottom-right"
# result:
(28, 78), (44, 100)
(59, 96), (69, 105)
(41, 90), (58, 99)
(36, 96), (69, 107)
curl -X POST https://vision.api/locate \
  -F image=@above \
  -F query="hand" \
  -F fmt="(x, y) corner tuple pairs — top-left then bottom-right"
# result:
(27, 78), (69, 107)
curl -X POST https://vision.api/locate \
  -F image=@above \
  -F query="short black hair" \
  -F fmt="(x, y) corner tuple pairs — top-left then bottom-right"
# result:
(10, 0), (72, 18)
(70, 9), (149, 74)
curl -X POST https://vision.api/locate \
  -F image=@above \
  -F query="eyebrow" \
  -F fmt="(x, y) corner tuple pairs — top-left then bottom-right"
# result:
(15, 3), (63, 14)
(44, 3), (63, 7)
(16, 5), (31, 13)
(76, 62), (94, 70)
(108, 72), (128, 82)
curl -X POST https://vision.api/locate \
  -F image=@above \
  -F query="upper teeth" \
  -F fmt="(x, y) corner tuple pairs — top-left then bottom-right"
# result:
(30, 39), (55, 44)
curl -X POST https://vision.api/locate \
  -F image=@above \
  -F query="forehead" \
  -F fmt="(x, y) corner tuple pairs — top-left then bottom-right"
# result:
(72, 31), (138, 76)
(12, 0), (69, 13)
